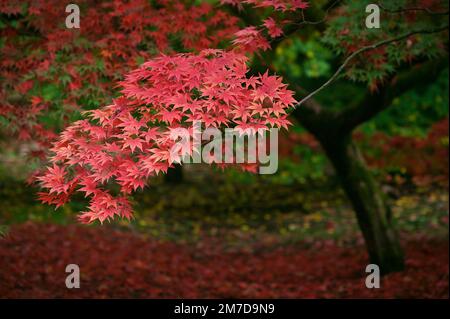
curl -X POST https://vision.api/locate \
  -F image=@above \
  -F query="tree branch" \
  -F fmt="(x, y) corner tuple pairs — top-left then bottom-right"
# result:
(337, 57), (449, 133)
(296, 25), (449, 107)
(291, 0), (341, 28)
(289, 85), (341, 139)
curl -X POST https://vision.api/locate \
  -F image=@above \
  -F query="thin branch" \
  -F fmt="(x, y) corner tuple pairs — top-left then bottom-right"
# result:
(297, 25), (449, 107)
(266, 0), (341, 46)
(292, 0), (341, 27)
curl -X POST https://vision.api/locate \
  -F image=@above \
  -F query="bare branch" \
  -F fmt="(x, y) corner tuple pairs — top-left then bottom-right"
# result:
(293, 0), (341, 27)
(297, 25), (449, 107)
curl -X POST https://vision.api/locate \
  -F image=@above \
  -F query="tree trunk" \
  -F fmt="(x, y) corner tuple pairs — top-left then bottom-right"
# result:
(320, 133), (405, 274)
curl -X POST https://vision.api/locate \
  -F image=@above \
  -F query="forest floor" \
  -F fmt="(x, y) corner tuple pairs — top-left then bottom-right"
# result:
(0, 222), (448, 298)
(0, 174), (448, 298)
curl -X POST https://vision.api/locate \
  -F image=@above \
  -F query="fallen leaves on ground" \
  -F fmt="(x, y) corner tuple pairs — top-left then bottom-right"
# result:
(0, 222), (447, 298)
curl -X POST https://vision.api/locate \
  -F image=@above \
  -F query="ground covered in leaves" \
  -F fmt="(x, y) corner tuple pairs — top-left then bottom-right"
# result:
(0, 161), (448, 299)
(0, 222), (447, 299)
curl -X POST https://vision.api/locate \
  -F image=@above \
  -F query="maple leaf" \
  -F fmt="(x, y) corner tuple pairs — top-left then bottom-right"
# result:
(263, 18), (283, 38)
(158, 109), (182, 125)
(140, 127), (160, 143)
(122, 137), (144, 153)
(232, 27), (270, 53)
(78, 177), (99, 198)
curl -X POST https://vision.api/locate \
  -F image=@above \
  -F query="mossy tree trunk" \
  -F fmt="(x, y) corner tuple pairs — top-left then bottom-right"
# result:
(293, 103), (407, 274)
(293, 102), (406, 274)
(320, 133), (404, 274)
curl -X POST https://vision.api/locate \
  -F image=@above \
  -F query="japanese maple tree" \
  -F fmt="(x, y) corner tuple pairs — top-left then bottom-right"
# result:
(2, 0), (448, 274)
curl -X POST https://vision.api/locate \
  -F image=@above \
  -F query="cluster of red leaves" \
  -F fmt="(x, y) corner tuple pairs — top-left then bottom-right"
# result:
(233, 26), (272, 53)
(37, 50), (297, 223)
(229, 0), (310, 53)
(0, 222), (447, 298)
(221, 0), (309, 12)
(357, 118), (449, 184)
(0, 0), (239, 154)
